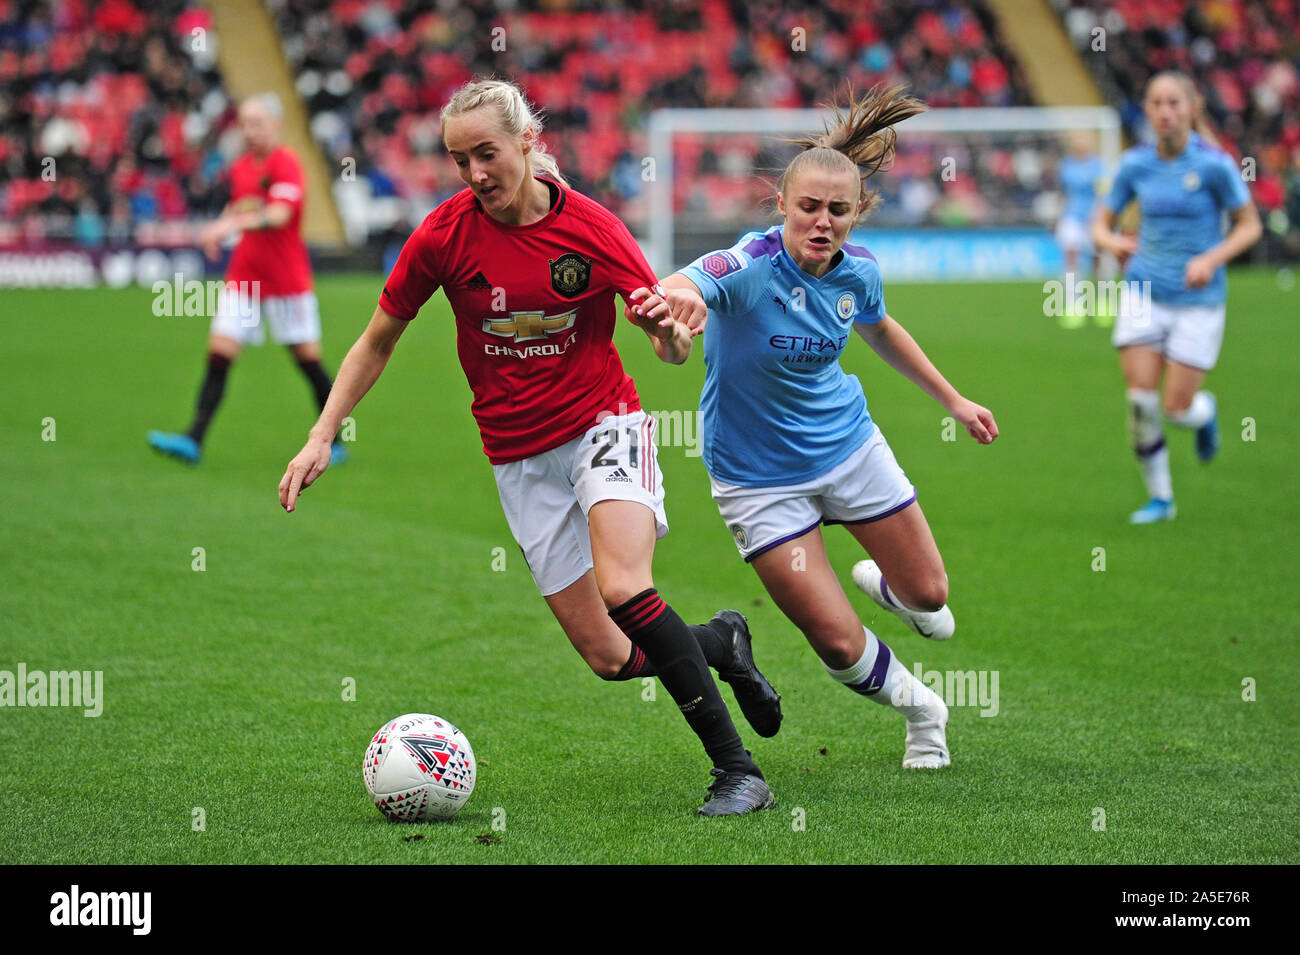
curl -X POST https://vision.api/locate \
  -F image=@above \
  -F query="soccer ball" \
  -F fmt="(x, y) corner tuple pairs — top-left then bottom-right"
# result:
(363, 713), (476, 822)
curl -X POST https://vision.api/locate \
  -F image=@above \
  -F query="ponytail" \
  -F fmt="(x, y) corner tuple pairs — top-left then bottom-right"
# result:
(779, 85), (927, 220)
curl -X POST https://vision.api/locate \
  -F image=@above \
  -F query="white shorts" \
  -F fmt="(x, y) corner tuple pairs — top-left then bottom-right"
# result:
(210, 287), (322, 346)
(1111, 287), (1225, 371)
(710, 427), (916, 562)
(493, 410), (668, 596)
(1055, 216), (1092, 255)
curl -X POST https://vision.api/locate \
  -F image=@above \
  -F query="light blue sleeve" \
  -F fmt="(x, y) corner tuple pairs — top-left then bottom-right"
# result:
(1208, 152), (1251, 211)
(854, 258), (887, 325)
(679, 236), (771, 316)
(1105, 153), (1137, 213)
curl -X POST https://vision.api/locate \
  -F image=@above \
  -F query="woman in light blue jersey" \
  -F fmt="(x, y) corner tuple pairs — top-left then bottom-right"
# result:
(1053, 132), (1106, 328)
(658, 88), (999, 770)
(1092, 71), (1261, 524)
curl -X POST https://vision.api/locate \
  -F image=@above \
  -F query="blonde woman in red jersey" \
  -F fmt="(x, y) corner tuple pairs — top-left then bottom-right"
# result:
(278, 79), (779, 816)
(149, 93), (346, 466)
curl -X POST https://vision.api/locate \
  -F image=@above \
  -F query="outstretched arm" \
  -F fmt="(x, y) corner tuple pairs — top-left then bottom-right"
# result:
(855, 315), (998, 444)
(278, 305), (409, 511)
(199, 201), (293, 260)
(622, 286), (693, 364)
(658, 273), (709, 336)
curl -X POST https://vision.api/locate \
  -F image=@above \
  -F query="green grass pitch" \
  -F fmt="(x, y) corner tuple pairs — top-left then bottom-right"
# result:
(1, 270), (1296, 864)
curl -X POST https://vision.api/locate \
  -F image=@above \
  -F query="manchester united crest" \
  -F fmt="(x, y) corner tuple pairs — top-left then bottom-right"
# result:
(549, 252), (592, 298)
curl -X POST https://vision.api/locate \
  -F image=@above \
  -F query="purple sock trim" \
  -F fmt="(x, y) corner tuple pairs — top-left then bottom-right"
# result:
(1135, 436), (1166, 458)
(879, 576), (900, 609)
(848, 640), (892, 696)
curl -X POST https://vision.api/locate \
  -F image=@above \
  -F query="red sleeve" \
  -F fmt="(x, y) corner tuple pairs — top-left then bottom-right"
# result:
(379, 218), (443, 321)
(266, 150), (304, 212)
(594, 210), (660, 298)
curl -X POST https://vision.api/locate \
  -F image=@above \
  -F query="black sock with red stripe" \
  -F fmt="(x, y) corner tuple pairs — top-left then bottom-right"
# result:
(609, 588), (759, 776)
(610, 623), (728, 681)
(613, 644), (654, 681)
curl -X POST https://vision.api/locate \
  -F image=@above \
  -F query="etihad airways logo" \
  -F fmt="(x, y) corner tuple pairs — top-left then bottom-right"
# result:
(483, 308), (578, 358)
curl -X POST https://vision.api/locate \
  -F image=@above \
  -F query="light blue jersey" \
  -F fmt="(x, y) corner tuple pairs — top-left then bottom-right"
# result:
(681, 226), (885, 488)
(1059, 154), (1105, 223)
(1105, 131), (1250, 306)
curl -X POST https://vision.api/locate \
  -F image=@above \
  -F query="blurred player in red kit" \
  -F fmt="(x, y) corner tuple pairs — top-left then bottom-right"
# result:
(149, 92), (345, 466)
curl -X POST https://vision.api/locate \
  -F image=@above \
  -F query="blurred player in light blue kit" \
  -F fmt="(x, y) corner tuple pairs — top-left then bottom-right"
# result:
(659, 88), (999, 771)
(1053, 132), (1107, 328)
(1092, 72), (1261, 524)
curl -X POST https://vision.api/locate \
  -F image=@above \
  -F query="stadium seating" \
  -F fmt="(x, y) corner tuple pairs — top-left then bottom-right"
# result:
(266, 0), (1036, 240)
(0, 0), (235, 246)
(1055, 0), (1300, 253)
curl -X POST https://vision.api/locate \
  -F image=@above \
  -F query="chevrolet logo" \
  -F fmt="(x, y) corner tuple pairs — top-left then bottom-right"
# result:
(482, 309), (577, 342)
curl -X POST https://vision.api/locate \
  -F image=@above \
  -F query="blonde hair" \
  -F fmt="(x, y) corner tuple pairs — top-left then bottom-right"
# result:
(241, 92), (283, 120)
(1145, 70), (1219, 147)
(440, 78), (568, 186)
(779, 85), (927, 220)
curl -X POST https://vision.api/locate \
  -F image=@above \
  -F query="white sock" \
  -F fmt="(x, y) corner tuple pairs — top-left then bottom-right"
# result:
(1165, 391), (1214, 429)
(823, 627), (943, 721)
(1128, 388), (1173, 501)
(1138, 446), (1173, 502)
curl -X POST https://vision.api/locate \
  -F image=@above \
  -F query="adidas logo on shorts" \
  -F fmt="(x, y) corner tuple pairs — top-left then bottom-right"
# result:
(605, 467), (633, 484)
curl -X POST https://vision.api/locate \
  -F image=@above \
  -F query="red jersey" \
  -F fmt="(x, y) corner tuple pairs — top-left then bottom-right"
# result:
(225, 145), (313, 296)
(380, 178), (659, 464)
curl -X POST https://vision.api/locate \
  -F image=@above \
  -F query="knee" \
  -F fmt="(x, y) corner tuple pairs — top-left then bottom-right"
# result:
(591, 656), (626, 681)
(565, 629), (629, 680)
(598, 578), (651, 612)
(807, 623), (861, 671)
(900, 576), (947, 613)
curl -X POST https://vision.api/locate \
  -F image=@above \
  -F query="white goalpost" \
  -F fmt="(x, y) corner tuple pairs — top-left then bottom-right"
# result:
(645, 106), (1123, 275)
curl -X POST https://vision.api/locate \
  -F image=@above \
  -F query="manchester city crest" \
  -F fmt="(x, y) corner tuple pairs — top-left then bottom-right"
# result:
(836, 292), (856, 320)
(1182, 172), (1201, 191)
(549, 252), (592, 298)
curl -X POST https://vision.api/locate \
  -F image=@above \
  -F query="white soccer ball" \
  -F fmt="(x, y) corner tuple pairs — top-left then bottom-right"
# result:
(363, 713), (476, 822)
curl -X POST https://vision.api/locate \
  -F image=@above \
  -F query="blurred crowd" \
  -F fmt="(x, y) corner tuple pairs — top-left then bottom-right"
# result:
(268, 0), (1034, 241)
(4, 0), (1294, 255)
(1057, 0), (1300, 254)
(0, 0), (237, 247)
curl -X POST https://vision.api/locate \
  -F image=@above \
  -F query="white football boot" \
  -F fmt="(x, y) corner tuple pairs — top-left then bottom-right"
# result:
(902, 695), (950, 770)
(852, 559), (955, 641)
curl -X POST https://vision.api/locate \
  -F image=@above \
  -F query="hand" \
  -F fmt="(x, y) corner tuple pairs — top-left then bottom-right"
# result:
(278, 436), (333, 512)
(198, 220), (228, 261)
(1184, 253), (1216, 288)
(624, 286), (673, 339)
(1106, 232), (1137, 267)
(947, 397), (999, 444)
(664, 287), (708, 337)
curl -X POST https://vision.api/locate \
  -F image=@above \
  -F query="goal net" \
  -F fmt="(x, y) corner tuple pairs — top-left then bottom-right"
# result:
(643, 106), (1122, 280)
